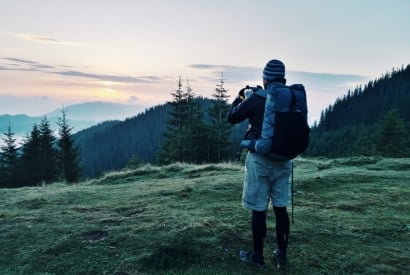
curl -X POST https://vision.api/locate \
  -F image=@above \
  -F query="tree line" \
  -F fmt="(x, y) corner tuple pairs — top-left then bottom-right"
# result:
(306, 65), (410, 157)
(4, 62), (407, 187)
(157, 75), (233, 164)
(74, 65), (409, 178)
(0, 109), (81, 188)
(64, 75), (240, 179)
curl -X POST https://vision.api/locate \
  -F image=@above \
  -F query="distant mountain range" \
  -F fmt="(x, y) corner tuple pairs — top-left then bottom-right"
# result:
(0, 101), (144, 136)
(46, 101), (144, 122)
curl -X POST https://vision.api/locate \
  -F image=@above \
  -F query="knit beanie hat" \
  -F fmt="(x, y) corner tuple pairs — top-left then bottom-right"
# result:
(263, 59), (285, 82)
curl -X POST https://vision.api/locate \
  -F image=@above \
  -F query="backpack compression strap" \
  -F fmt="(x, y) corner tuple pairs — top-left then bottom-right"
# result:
(289, 88), (296, 112)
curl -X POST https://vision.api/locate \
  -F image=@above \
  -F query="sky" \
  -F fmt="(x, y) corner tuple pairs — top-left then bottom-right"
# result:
(0, 0), (409, 125)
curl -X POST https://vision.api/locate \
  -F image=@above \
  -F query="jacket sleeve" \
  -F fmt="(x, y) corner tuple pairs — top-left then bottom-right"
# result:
(227, 97), (253, 124)
(228, 95), (262, 153)
(254, 84), (286, 154)
(254, 103), (275, 154)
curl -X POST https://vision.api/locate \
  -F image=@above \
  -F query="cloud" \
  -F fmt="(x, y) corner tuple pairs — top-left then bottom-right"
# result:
(188, 64), (258, 73)
(128, 96), (139, 103)
(15, 33), (86, 47)
(0, 64), (35, 71)
(33, 64), (55, 69)
(56, 70), (162, 83)
(188, 64), (260, 82)
(188, 63), (372, 125)
(188, 63), (370, 88)
(3, 57), (54, 70)
(189, 64), (237, 70)
(3, 57), (38, 64)
(287, 71), (369, 86)
(1, 57), (163, 84)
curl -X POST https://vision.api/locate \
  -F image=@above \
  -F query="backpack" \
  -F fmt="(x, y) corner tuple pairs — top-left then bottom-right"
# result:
(255, 83), (310, 160)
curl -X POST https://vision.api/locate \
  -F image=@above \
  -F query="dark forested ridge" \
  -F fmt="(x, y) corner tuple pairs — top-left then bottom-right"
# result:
(73, 104), (170, 178)
(306, 65), (410, 157)
(74, 98), (247, 178)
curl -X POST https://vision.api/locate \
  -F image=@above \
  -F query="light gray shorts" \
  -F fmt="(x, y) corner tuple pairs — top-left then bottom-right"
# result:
(242, 152), (292, 211)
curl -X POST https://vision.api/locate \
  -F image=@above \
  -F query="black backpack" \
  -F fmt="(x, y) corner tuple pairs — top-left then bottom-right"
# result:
(270, 88), (310, 158)
(253, 84), (310, 160)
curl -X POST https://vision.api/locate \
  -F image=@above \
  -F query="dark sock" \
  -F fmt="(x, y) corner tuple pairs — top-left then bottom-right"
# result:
(252, 210), (267, 257)
(273, 207), (290, 253)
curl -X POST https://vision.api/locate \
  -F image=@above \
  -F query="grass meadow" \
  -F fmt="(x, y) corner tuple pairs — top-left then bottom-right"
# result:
(0, 157), (409, 274)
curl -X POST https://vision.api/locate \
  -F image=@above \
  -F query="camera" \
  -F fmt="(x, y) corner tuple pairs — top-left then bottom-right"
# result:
(239, 85), (263, 100)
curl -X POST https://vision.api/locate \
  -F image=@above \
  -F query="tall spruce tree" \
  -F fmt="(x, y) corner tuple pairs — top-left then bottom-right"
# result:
(207, 73), (232, 162)
(158, 77), (209, 164)
(184, 79), (208, 163)
(20, 124), (43, 185)
(158, 76), (188, 163)
(0, 123), (19, 187)
(57, 108), (81, 182)
(38, 116), (59, 183)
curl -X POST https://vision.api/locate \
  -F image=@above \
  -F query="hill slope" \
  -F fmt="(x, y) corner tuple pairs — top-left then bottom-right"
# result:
(1, 157), (409, 274)
(307, 65), (410, 157)
(73, 103), (172, 178)
(74, 99), (248, 178)
(316, 65), (410, 131)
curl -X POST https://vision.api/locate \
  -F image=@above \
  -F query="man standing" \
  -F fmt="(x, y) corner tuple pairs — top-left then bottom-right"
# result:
(228, 59), (304, 268)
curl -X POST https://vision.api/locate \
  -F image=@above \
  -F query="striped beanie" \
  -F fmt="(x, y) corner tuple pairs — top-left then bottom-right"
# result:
(263, 59), (285, 82)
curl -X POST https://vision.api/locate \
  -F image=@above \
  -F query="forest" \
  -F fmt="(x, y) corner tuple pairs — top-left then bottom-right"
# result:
(73, 65), (409, 178)
(1, 65), (409, 184)
(0, 110), (80, 187)
(73, 76), (247, 178)
(306, 65), (410, 157)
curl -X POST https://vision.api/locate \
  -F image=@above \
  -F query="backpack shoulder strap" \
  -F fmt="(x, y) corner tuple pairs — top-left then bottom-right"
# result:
(254, 88), (267, 98)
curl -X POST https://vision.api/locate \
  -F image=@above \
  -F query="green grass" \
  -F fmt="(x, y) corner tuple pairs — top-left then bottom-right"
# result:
(0, 157), (409, 274)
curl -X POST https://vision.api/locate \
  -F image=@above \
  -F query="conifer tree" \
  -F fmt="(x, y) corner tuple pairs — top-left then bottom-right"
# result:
(126, 154), (142, 169)
(158, 76), (188, 163)
(184, 79), (208, 163)
(20, 124), (43, 185)
(0, 123), (19, 187)
(375, 109), (408, 157)
(207, 73), (232, 162)
(57, 108), (81, 182)
(38, 116), (59, 183)
(158, 77), (209, 164)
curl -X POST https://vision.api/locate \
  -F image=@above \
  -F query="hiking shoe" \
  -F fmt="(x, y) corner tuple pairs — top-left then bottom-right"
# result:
(273, 249), (287, 268)
(239, 250), (265, 269)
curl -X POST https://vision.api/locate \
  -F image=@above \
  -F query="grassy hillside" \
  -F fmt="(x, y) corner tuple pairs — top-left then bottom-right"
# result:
(1, 157), (409, 274)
